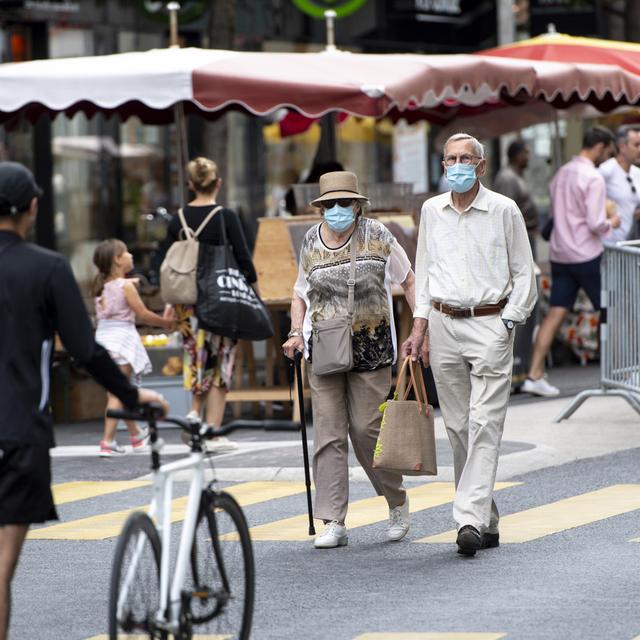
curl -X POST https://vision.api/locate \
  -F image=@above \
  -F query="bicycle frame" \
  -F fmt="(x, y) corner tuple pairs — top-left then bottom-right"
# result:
(153, 450), (205, 630)
(109, 405), (299, 638)
(116, 444), (207, 634)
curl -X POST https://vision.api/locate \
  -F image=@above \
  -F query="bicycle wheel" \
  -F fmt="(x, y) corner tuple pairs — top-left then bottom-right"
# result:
(109, 511), (165, 639)
(185, 489), (255, 639)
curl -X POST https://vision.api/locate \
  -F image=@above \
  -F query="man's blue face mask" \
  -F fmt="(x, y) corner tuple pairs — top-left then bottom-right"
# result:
(446, 163), (478, 194)
(324, 203), (355, 232)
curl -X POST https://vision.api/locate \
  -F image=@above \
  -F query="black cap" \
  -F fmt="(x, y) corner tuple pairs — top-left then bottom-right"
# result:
(0, 161), (43, 216)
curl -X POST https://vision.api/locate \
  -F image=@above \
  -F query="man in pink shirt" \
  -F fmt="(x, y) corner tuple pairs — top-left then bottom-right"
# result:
(523, 126), (621, 397)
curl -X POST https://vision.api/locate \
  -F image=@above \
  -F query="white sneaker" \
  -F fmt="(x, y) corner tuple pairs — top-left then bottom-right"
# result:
(99, 440), (126, 458)
(185, 410), (201, 421)
(204, 436), (239, 454)
(521, 377), (560, 397)
(314, 520), (348, 549)
(387, 496), (410, 541)
(130, 425), (149, 450)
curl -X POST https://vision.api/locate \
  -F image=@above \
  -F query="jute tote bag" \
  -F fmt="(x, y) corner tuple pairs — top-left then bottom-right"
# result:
(372, 356), (437, 476)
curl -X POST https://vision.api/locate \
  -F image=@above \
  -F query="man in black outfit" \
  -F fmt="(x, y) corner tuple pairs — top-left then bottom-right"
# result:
(0, 162), (168, 640)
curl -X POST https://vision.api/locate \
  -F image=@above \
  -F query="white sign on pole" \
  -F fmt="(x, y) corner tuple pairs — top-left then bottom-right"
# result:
(393, 120), (428, 193)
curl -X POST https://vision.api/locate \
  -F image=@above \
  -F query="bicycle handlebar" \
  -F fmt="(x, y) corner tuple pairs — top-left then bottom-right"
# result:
(106, 403), (299, 438)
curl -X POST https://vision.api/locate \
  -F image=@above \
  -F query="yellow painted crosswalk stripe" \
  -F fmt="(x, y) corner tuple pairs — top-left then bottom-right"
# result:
(354, 634), (506, 640)
(29, 481), (306, 541)
(87, 633), (233, 640)
(52, 481), (150, 506)
(234, 482), (519, 542)
(417, 484), (640, 545)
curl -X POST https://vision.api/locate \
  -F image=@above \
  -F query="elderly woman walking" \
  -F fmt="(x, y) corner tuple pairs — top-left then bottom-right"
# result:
(282, 171), (416, 549)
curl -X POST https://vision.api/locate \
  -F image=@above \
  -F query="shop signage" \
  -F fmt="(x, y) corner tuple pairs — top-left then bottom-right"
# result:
(136, 0), (208, 24)
(24, 1), (79, 11)
(413, 0), (462, 14)
(393, 121), (428, 194)
(383, 0), (496, 50)
(291, 0), (369, 19)
(529, 0), (598, 36)
(0, 1), (80, 10)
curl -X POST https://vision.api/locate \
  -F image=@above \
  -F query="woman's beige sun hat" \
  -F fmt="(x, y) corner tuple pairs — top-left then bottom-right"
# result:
(310, 171), (369, 207)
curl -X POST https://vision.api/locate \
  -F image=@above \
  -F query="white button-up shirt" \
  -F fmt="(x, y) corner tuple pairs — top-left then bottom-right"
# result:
(599, 157), (640, 245)
(414, 183), (537, 324)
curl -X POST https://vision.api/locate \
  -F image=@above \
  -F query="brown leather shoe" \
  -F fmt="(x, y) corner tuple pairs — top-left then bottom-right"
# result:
(481, 531), (500, 549)
(456, 525), (481, 556)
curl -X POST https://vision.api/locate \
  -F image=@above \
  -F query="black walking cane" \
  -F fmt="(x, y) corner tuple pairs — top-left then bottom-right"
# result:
(294, 350), (316, 535)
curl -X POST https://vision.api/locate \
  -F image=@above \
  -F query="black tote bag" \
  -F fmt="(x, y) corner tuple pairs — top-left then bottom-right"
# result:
(196, 214), (274, 341)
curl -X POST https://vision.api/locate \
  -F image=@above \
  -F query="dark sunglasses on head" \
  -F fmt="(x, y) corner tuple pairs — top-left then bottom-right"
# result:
(321, 198), (354, 209)
(627, 175), (637, 194)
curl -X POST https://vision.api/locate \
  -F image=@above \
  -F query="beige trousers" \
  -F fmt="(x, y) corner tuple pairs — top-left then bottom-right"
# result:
(309, 366), (406, 523)
(428, 310), (514, 534)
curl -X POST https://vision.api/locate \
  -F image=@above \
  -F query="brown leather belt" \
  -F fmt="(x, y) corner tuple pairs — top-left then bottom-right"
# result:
(432, 299), (507, 318)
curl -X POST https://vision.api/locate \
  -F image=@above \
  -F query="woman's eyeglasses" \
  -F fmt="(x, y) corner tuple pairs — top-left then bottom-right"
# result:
(321, 198), (354, 209)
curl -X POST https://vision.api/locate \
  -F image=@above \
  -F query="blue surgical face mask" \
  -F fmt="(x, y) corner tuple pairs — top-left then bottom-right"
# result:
(324, 204), (355, 232)
(446, 163), (478, 193)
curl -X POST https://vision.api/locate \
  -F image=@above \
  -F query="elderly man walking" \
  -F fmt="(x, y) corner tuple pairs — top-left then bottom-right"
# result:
(402, 133), (537, 556)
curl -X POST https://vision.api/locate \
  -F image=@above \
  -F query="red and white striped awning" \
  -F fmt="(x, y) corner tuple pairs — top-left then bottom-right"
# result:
(2, 46), (640, 128)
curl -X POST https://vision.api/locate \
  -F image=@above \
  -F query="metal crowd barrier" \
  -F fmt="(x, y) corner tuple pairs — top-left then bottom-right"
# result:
(554, 240), (640, 422)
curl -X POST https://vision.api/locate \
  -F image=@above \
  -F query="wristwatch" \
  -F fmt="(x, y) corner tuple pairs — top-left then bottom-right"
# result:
(288, 328), (303, 338)
(502, 319), (515, 331)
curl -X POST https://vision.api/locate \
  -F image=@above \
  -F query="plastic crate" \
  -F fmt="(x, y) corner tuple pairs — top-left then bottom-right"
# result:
(362, 182), (414, 211)
(292, 183), (321, 213)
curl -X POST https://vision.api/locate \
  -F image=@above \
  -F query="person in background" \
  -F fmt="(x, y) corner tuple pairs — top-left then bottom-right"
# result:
(494, 140), (539, 256)
(0, 161), (168, 640)
(599, 125), (640, 246)
(437, 158), (450, 193)
(522, 126), (620, 397)
(402, 133), (536, 556)
(93, 239), (175, 457)
(284, 160), (344, 215)
(282, 171), (416, 549)
(163, 157), (258, 453)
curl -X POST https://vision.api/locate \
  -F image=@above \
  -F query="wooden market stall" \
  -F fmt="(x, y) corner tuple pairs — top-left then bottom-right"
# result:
(224, 209), (419, 420)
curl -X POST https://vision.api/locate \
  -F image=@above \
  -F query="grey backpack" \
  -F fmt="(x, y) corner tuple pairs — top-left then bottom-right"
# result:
(160, 206), (221, 305)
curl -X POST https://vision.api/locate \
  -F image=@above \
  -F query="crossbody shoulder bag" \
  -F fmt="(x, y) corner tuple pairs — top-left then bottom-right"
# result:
(311, 223), (357, 376)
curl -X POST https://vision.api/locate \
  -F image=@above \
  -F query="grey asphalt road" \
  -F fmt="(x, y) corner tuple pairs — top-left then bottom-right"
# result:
(12, 444), (640, 640)
(11, 362), (640, 640)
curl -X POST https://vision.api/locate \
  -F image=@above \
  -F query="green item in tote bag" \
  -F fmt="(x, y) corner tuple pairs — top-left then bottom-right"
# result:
(372, 356), (437, 476)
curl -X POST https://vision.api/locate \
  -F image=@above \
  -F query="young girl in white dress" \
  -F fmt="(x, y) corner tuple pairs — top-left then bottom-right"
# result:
(93, 239), (175, 457)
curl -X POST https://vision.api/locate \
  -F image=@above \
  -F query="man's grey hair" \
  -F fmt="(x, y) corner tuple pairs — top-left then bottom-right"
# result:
(616, 124), (640, 145)
(443, 133), (485, 158)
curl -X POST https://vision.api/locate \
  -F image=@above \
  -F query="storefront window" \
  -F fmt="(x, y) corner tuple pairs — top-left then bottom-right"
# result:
(119, 117), (171, 286)
(521, 121), (565, 216)
(52, 112), (118, 288)
(49, 26), (105, 297)
(48, 27), (175, 295)
(263, 114), (393, 216)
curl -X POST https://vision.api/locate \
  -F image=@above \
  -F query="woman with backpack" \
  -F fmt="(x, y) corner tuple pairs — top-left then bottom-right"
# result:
(162, 157), (257, 452)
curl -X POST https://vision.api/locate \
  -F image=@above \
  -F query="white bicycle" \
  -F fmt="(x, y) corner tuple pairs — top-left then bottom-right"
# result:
(106, 404), (262, 640)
